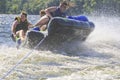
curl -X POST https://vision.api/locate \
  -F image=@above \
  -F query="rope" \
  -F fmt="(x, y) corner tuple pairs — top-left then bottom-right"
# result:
(0, 34), (47, 80)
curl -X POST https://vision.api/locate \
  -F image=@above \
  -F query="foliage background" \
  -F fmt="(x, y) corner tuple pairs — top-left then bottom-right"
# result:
(0, 0), (120, 16)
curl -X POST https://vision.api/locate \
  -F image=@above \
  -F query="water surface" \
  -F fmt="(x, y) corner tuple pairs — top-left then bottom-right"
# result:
(0, 14), (120, 80)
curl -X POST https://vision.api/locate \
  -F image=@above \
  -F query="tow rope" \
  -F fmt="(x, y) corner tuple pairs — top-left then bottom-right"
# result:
(0, 34), (47, 80)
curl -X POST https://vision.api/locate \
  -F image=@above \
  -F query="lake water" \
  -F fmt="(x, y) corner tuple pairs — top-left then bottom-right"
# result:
(0, 14), (120, 80)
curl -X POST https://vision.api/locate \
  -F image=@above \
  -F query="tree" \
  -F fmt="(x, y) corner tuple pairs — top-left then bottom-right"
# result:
(0, 0), (119, 16)
(0, 0), (6, 13)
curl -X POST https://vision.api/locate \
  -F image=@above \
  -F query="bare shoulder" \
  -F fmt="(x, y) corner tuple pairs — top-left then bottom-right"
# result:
(49, 6), (57, 9)
(45, 6), (57, 11)
(47, 6), (57, 9)
(13, 20), (19, 25)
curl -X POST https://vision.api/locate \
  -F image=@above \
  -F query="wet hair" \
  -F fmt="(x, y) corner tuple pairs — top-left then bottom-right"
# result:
(60, 1), (69, 6)
(21, 11), (27, 17)
(40, 10), (46, 17)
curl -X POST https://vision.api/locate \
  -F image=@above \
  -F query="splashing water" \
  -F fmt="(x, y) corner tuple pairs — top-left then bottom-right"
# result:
(0, 15), (120, 80)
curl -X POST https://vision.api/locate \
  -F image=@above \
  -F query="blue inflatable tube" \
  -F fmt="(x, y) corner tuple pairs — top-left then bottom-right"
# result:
(67, 15), (89, 21)
(32, 27), (40, 31)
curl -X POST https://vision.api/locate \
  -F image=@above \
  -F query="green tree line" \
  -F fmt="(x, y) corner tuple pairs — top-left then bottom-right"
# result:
(0, 0), (120, 16)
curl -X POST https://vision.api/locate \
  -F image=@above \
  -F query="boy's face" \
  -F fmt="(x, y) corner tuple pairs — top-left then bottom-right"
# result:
(60, 3), (69, 12)
(20, 14), (26, 22)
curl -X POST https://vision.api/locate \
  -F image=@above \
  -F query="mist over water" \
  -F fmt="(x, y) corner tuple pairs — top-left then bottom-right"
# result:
(87, 16), (120, 55)
(0, 15), (120, 80)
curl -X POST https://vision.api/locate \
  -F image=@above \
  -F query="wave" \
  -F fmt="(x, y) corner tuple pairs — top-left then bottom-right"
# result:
(0, 15), (120, 80)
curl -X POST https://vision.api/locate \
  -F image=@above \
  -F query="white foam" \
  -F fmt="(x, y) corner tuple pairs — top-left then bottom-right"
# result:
(0, 15), (120, 80)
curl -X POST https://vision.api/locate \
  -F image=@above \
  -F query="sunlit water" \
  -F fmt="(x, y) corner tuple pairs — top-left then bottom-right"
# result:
(0, 14), (120, 80)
